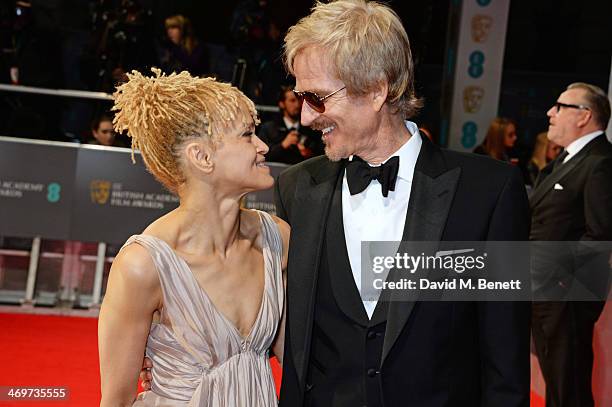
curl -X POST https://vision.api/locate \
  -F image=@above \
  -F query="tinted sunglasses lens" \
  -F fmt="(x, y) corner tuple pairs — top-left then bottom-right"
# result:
(293, 90), (304, 103)
(293, 90), (325, 113)
(302, 92), (325, 113)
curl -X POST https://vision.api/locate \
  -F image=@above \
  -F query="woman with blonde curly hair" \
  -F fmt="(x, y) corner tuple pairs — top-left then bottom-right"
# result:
(98, 68), (288, 407)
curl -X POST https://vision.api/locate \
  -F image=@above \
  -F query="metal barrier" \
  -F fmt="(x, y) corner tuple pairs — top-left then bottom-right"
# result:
(0, 83), (280, 112)
(0, 240), (111, 308)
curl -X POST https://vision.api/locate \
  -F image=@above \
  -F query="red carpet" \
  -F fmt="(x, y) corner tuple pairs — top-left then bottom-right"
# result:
(0, 313), (279, 406)
(531, 392), (545, 407)
(0, 313), (100, 406)
(0, 312), (542, 406)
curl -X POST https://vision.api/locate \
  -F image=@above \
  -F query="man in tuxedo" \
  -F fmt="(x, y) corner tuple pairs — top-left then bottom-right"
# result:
(258, 86), (323, 164)
(274, 1), (531, 406)
(530, 82), (612, 407)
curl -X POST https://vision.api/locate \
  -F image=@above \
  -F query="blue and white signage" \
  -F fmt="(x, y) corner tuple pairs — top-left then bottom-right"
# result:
(448, 0), (511, 151)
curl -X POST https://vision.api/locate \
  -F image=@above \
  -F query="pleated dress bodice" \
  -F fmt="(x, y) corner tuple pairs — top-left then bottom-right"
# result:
(128, 211), (284, 407)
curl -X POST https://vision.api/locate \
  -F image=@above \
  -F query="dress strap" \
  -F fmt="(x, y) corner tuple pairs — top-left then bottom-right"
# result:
(256, 210), (285, 313)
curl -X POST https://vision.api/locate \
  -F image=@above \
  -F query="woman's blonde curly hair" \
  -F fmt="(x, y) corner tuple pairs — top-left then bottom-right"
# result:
(112, 68), (259, 193)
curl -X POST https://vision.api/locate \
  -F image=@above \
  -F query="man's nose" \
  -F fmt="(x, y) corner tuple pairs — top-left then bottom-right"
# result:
(300, 102), (319, 127)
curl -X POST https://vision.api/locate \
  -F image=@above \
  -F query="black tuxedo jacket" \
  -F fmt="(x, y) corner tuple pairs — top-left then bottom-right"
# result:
(274, 136), (531, 406)
(530, 134), (612, 242)
(529, 134), (612, 299)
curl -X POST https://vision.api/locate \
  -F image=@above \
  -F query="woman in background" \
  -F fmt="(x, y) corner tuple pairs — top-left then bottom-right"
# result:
(87, 114), (127, 147)
(524, 131), (562, 186)
(98, 69), (288, 407)
(158, 15), (209, 76)
(473, 117), (518, 162)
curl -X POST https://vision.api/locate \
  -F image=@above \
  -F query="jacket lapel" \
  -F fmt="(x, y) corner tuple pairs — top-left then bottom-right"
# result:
(379, 138), (461, 365)
(528, 136), (606, 208)
(529, 155), (584, 208)
(287, 159), (342, 387)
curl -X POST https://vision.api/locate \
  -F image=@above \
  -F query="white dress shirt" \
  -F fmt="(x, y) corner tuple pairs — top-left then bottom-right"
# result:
(342, 121), (422, 318)
(283, 116), (299, 131)
(563, 130), (604, 163)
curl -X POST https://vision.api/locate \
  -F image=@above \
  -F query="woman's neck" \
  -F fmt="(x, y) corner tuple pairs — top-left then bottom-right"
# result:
(172, 186), (245, 258)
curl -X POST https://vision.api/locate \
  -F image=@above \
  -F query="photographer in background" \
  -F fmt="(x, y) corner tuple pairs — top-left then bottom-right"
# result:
(258, 85), (323, 164)
(89, 0), (157, 92)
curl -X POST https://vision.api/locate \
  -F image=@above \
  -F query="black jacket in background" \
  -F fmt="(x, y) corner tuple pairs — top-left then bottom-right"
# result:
(258, 116), (323, 165)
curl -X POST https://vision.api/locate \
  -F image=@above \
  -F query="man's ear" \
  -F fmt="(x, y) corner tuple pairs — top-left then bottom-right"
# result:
(577, 109), (593, 128)
(371, 81), (389, 112)
(185, 141), (214, 174)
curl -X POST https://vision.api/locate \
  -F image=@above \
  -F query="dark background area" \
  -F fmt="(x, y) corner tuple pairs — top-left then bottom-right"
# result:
(0, 0), (610, 152)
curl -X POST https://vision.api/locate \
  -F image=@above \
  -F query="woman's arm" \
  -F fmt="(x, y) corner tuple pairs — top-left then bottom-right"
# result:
(272, 285), (286, 366)
(98, 244), (162, 407)
(271, 217), (290, 366)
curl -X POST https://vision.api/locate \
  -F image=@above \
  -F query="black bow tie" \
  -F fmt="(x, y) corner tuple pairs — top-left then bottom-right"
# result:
(346, 156), (400, 197)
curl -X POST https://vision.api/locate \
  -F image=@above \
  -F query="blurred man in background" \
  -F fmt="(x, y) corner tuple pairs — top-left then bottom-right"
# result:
(258, 85), (322, 164)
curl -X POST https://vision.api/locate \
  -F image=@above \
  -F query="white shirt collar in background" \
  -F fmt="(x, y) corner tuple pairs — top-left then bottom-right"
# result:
(564, 130), (603, 162)
(283, 116), (299, 130)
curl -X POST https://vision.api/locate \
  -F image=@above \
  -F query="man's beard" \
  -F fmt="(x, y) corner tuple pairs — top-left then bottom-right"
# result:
(313, 119), (349, 161)
(324, 142), (349, 162)
(288, 111), (301, 122)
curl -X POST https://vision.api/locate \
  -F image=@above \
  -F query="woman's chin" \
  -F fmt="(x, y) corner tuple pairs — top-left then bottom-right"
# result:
(260, 175), (275, 190)
(244, 175), (275, 193)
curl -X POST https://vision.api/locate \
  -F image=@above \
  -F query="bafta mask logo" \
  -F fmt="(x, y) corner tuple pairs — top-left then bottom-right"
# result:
(463, 86), (485, 113)
(471, 14), (493, 43)
(90, 180), (111, 204)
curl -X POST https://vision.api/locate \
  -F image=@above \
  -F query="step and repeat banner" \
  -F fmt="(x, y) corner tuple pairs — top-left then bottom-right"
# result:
(448, 0), (511, 151)
(70, 146), (181, 243)
(0, 139), (78, 240)
(0, 137), (288, 244)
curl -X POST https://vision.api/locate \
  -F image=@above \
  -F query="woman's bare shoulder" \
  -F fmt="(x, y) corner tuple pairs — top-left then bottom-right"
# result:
(267, 213), (290, 271)
(103, 241), (162, 315)
(270, 215), (290, 243)
(140, 211), (179, 243)
(239, 208), (264, 237)
(240, 209), (289, 242)
(112, 242), (159, 290)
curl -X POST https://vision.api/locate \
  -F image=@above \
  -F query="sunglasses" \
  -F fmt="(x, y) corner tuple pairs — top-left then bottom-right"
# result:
(553, 102), (591, 114)
(293, 86), (346, 113)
